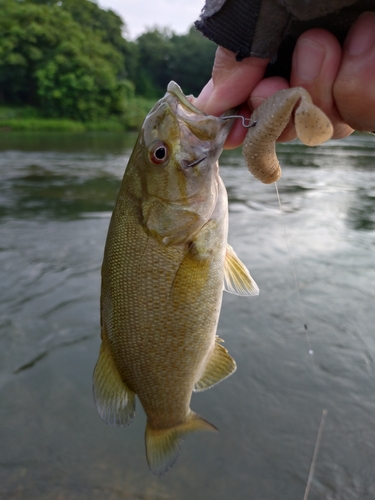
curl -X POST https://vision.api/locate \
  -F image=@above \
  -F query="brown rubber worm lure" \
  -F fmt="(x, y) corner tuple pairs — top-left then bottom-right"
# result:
(225, 87), (333, 184)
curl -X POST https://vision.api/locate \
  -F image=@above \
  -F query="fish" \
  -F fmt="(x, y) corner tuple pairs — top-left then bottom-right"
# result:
(93, 81), (259, 476)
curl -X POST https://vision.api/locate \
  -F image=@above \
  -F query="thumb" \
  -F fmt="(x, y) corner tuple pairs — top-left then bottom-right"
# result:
(194, 47), (269, 116)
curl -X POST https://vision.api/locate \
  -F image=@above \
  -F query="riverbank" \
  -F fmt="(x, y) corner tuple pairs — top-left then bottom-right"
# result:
(0, 97), (155, 132)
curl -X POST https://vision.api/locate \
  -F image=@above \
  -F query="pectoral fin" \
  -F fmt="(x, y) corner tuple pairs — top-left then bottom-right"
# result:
(224, 244), (259, 296)
(194, 340), (236, 392)
(93, 335), (135, 426)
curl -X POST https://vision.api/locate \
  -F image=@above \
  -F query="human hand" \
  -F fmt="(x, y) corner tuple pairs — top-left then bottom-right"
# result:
(194, 12), (375, 149)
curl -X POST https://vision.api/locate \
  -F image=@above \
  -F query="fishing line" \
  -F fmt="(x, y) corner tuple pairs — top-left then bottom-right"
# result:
(274, 181), (328, 497)
(274, 182), (313, 356)
(303, 409), (328, 500)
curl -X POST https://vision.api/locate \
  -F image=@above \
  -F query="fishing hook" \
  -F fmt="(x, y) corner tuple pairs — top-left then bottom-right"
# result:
(221, 116), (257, 128)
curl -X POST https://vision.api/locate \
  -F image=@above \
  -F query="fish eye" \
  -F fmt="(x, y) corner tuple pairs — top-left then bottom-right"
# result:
(149, 142), (169, 165)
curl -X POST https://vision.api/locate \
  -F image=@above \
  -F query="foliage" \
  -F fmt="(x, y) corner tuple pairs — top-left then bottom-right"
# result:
(0, 94), (155, 131)
(121, 96), (156, 130)
(0, 0), (217, 125)
(168, 27), (217, 97)
(0, 0), (130, 120)
(134, 27), (216, 98)
(134, 28), (173, 98)
(0, 117), (87, 131)
(0, 104), (41, 119)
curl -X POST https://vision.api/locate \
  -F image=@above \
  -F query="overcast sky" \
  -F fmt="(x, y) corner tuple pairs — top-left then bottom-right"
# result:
(97, 0), (206, 39)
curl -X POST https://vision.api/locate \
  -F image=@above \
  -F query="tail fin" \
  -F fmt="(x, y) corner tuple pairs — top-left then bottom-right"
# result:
(145, 412), (217, 476)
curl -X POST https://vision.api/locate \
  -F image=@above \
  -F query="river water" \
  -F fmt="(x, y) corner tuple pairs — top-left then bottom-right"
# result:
(1, 131), (375, 500)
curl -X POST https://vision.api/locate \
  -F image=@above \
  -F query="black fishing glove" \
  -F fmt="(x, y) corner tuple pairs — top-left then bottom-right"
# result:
(195, 0), (375, 77)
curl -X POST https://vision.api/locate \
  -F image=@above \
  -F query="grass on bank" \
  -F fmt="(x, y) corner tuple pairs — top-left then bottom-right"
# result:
(0, 97), (155, 132)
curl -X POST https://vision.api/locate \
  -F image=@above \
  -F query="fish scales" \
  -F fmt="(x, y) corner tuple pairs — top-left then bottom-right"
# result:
(93, 81), (259, 476)
(104, 183), (226, 424)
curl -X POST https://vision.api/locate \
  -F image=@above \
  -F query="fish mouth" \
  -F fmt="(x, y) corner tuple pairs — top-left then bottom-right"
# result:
(167, 81), (236, 147)
(167, 80), (237, 121)
(167, 81), (205, 116)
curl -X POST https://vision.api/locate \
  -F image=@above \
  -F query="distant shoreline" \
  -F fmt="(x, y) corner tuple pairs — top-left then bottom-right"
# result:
(0, 97), (156, 133)
(0, 118), (126, 133)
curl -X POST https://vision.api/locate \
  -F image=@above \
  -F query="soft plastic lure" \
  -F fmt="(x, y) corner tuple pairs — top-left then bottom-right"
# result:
(241, 87), (333, 184)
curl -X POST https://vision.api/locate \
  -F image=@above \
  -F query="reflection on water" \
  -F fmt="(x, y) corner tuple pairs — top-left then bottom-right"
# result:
(1, 131), (375, 499)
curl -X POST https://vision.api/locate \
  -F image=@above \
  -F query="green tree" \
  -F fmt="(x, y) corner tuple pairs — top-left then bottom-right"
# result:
(0, 0), (131, 120)
(135, 28), (173, 98)
(133, 26), (216, 98)
(25, 0), (131, 67)
(27, 0), (141, 83)
(168, 27), (217, 97)
(0, 1), (217, 120)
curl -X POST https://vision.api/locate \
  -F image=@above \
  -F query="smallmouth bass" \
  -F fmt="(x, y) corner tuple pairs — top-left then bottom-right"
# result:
(93, 81), (259, 475)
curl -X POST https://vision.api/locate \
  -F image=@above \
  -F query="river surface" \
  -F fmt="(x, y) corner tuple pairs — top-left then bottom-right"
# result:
(1, 131), (375, 500)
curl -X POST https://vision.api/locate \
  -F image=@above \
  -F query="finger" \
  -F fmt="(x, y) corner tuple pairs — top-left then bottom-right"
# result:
(290, 29), (353, 139)
(225, 76), (292, 149)
(194, 47), (269, 116)
(333, 12), (375, 132)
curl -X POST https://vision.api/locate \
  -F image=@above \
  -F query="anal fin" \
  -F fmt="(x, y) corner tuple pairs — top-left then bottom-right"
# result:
(93, 335), (135, 426)
(194, 340), (236, 392)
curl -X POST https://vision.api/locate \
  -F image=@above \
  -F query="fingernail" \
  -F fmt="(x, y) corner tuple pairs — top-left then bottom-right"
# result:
(346, 12), (375, 55)
(295, 39), (325, 82)
(250, 96), (265, 110)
